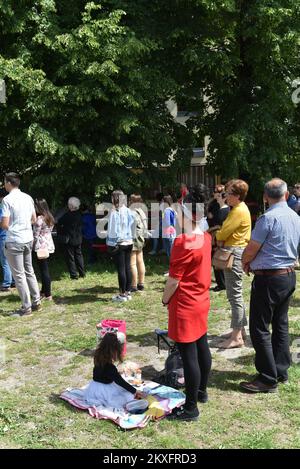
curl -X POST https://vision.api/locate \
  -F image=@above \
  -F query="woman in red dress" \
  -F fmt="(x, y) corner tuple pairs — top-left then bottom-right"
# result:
(162, 185), (212, 421)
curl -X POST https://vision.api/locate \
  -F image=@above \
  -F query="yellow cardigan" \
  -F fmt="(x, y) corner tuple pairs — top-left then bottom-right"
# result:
(216, 202), (251, 247)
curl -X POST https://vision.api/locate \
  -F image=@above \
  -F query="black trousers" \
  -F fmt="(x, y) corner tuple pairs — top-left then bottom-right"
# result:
(64, 244), (85, 279)
(177, 334), (212, 412)
(213, 267), (226, 289)
(114, 244), (133, 293)
(37, 257), (51, 297)
(250, 272), (296, 385)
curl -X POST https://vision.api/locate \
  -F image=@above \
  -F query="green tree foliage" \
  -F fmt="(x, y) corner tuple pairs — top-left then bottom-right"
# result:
(0, 0), (189, 204)
(147, 0), (300, 191)
(1, 0), (300, 203)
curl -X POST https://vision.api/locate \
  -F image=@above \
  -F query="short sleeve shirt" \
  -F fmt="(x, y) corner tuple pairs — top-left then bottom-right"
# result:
(250, 202), (300, 270)
(1, 189), (35, 243)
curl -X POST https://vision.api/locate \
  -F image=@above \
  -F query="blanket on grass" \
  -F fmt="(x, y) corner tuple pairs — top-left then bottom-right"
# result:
(60, 381), (185, 430)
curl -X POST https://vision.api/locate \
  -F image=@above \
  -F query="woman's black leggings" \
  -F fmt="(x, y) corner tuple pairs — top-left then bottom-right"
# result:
(177, 334), (212, 412)
(37, 258), (51, 298)
(114, 245), (133, 293)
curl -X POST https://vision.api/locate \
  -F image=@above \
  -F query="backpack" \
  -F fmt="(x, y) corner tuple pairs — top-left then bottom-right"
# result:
(133, 208), (148, 250)
(159, 347), (185, 389)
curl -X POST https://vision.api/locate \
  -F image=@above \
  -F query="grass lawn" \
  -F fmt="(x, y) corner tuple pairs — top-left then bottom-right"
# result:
(0, 250), (299, 449)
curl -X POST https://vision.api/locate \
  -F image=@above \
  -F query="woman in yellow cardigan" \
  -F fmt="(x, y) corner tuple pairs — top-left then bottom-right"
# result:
(216, 180), (251, 349)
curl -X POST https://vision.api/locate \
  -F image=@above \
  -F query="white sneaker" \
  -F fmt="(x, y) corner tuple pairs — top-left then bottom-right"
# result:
(126, 294), (132, 301)
(163, 272), (169, 277)
(148, 251), (156, 255)
(112, 295), (128, 303)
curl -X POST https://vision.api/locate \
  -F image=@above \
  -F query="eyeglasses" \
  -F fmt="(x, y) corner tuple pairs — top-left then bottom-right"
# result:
(225, 191), (235, 196)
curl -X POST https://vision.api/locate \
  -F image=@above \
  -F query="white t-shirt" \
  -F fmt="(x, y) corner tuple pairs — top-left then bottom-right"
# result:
(2, 188), (35, 243)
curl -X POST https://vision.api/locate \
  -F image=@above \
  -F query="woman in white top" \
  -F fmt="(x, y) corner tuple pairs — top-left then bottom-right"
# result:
(33, 199), (55, 300)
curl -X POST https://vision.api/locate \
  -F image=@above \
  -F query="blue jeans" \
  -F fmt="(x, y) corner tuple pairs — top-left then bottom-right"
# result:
(163, 237), (174, 259)
(0, 238), (12, 287)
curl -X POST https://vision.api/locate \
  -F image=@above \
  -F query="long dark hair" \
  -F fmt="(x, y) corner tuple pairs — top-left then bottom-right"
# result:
(183, 183), (210, 220)
(112, 190), (126, 209)
(94, 333), (123, 367)
(35, 199), (55, 228)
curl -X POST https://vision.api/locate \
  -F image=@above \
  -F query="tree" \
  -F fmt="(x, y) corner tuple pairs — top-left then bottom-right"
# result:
(134, 0), (300, 193)
(0, 0), (190, 204)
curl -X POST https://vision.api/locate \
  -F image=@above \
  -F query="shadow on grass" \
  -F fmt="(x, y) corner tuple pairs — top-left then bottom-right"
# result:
(0, 309), (12, 318)
(78, 348), (95, 357)
(140, 365), (162, 381)
(127, 332), (161, 348)
(74, 286), (116, 294)
(290, 297), (300, 308)
(54, 294), (100, 305)
(49, 393), (83, 413)
(208, 369), (254, 392)
(0, 293), (20, 303)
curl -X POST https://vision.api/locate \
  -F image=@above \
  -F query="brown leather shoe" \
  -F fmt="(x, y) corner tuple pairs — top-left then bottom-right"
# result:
(240, 379), (277, 393)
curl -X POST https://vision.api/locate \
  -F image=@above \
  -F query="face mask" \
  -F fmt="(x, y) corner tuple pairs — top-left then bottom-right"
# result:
(181, 187), (188, 197)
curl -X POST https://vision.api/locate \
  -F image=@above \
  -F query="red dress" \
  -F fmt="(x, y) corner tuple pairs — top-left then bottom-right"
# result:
(168, 232), (211, 343)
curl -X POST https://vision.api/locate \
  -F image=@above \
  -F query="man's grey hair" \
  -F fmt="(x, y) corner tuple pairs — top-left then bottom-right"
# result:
(68, 197), (81, 211)
(264, 178), (287, 199)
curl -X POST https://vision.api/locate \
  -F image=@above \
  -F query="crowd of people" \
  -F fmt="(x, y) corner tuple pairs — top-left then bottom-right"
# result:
(1, 172), (300, 422)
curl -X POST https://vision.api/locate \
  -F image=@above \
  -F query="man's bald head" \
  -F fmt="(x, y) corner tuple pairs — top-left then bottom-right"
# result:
(264, 178), (288, 202)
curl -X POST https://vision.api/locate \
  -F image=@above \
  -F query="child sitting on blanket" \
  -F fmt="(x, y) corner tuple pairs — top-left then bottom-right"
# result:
(83, 333), (144, 408)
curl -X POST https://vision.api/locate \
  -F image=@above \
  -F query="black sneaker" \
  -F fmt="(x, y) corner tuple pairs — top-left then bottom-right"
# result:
(137, 284), (144, 291)
(166, 406), (199, 422)
(277, 376), (289, 384)
(11, 307), (32, 317)
(0, 286), (11, 292)
(130, 287), (138, 293)
(198, 390), (208, 403)
(32, 303), (42, 312)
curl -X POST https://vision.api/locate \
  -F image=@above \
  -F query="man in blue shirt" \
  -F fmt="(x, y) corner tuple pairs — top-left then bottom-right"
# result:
(241, 178), (300, 393)
(287, 183), (300, 213)
(0, 188), (13, 291)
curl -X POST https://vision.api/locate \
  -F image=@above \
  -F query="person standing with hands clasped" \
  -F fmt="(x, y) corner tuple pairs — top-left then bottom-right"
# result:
(240, 179), (300, 393)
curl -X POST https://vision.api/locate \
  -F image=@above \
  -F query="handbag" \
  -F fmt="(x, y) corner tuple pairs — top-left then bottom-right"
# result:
(37, 248), (49, 259)
(212, 248), (234, 270)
